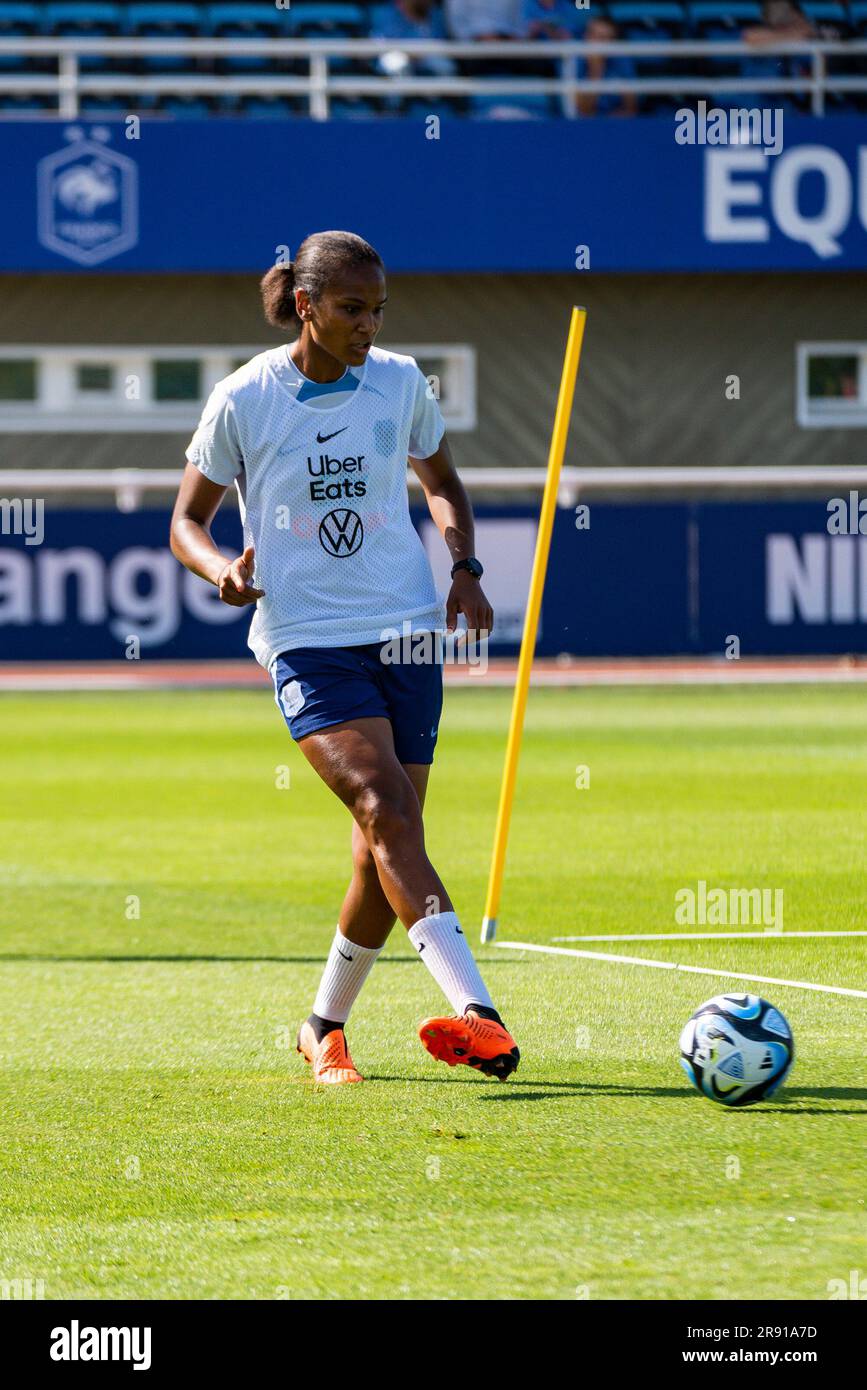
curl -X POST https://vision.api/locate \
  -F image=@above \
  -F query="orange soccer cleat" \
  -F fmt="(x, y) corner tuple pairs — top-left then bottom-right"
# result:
(418, 1009), (520, 1080)
(297, 1020), (363, 1085)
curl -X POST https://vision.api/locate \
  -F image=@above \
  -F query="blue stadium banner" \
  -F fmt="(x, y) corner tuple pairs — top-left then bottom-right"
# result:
(1, 116), (866, 273)
(1, 500), (864, 660)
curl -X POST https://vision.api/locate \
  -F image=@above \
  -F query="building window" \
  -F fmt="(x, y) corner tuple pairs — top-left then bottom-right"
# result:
(0, 345), (476, 431)
(797, 344), (867, 428)
(153, 359), (201, 402)
(393, 344), (477, 431)
(0, 359), (37, 401)
(76, 363), (114, 393)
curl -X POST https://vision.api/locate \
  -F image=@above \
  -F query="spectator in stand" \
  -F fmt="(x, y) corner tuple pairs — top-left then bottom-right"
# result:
(372, 0), (455, 77)
(742, 1), (815, 110)
(519, 0), (580, 41)
(443, 0), (522, 40)
(444, 0), (523, 79)
(575, 18), (637, 116)
(743, 0), (814, 45)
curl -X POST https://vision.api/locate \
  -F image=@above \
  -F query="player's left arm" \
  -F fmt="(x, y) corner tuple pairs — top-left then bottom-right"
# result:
(410, 436), (494, 636)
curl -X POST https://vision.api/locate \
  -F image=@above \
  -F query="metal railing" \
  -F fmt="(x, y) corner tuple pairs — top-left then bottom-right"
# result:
(0, 37), (865, 118)
(3, 465), (867, 511)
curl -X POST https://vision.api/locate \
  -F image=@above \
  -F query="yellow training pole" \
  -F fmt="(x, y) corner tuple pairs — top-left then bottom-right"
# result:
(481, 306), (587, 943)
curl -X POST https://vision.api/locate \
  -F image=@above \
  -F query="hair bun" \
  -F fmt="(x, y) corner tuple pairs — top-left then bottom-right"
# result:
(260, 262), (298, 330)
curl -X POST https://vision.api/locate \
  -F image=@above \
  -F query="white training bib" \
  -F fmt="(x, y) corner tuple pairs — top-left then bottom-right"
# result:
(186, 345), (446, 668)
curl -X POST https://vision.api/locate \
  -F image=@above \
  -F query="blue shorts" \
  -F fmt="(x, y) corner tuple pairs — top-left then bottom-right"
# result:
(271, 636), (444, 765)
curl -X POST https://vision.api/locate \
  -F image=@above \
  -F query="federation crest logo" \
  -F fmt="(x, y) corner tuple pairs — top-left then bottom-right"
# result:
(37, 127), (138, 267)
(319, 509), (364, 557)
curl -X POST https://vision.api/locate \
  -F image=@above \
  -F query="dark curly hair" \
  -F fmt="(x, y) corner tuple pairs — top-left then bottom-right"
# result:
(260, 231), (384, 331)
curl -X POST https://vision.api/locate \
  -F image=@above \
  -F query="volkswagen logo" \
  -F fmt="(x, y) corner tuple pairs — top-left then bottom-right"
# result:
(318, 508), (364, 557)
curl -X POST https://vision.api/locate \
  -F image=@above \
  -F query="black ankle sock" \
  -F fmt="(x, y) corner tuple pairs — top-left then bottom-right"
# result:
(308, 1012), (344, 1043)
(467, 1003), (502, 1025)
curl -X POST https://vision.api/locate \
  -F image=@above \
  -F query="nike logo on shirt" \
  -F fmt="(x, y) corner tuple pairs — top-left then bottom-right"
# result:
(316, 426), (348, 443)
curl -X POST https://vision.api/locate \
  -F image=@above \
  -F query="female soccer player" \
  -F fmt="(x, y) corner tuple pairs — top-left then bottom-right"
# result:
(170, 231), (519, 1085)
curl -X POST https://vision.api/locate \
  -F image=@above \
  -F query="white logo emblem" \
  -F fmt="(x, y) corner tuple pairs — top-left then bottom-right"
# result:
(37, 129), (138, 266)
(280, 680), (306, 719)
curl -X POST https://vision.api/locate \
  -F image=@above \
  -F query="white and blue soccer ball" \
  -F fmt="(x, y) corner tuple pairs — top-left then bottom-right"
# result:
(679, 993), (794, 1107)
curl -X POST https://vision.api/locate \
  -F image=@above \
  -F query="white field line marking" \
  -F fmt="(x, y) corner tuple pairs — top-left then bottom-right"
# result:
(551, 931), (867, 943)
(494, 940), (867, 1000)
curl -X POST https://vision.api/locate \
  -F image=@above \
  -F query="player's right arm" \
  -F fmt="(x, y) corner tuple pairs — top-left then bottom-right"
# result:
(170, 462), (264, 607)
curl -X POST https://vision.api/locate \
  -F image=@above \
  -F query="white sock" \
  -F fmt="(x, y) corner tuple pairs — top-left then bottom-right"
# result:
(408, 910), (495, 1016)
(313, 928), (382, 1025)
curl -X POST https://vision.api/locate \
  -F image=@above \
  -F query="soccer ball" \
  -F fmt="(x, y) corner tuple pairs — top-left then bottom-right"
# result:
(679, 993), (794, 1107)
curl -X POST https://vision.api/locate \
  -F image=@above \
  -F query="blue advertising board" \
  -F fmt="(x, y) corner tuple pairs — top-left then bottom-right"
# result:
(1, 116), (866, 273)
(1, 499), (864, 660)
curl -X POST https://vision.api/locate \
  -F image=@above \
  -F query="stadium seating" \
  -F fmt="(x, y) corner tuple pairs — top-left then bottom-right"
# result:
(328, 96), (385, 116)
(4, 1), (865, 119)
(685, 2), (762, 80)
(609, 2), (687, 35)
(0, 90), (51, 110)
(43, 3), (122, 70)
(0, 0), (39, 23)
(821, 4), (865, 111)
(850, 0), (867, 31)
(207, 4), (288, 72)
(800, 1), (850, 30)
(470, 89), (556, 118)
(368, 3), (392, 32)
(0, 3), (40, 73)
(686, 1), (763, 30)
(44, 2), (122, 26)
(287, 3), (366, 35)
(220, 92), (302, 118)
(288, 3), (366, 73)
(608, 3), (684, 80)
(208, 1), (288, 35)
(123, 4), (203, 71)
(143, 92), (212, 115)
(76, 90), (136, 115)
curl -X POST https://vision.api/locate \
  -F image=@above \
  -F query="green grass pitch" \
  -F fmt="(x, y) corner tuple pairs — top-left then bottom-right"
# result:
(1, 684), (865, 1301)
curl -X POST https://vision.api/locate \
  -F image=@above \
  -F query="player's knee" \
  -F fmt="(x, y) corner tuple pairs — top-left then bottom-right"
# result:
(354, 784), (418, 851)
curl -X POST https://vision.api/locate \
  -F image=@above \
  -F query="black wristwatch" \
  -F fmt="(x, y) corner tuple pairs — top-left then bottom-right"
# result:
(451, 556), (484, 580)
